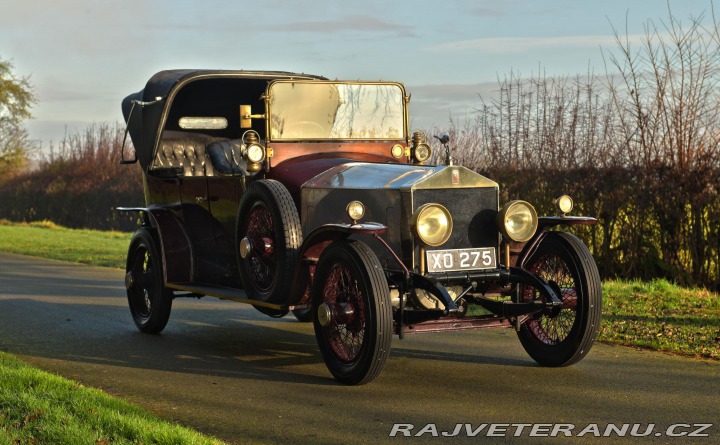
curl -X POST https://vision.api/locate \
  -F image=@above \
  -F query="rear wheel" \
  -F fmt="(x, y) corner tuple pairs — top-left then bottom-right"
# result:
(517, 232), (602, 366)
(236, 180), (302, 305)
(312, 240), (392, 385)
(125, 228), (172, 333)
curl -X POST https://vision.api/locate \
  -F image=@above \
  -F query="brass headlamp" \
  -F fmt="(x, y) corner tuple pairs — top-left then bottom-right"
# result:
(497, 200), (538, 243)
(413, 203), (453, 247)
(410, 130), (431, 163)
(242, 130), (265, 172)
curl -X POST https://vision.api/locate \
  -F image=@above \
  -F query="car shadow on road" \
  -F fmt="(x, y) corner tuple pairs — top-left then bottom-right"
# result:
(2, 296), (534, 386)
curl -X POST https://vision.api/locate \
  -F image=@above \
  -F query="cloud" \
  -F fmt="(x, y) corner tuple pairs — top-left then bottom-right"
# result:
(268, 15), (416, 37)
(406, 82), (502, 129)
(426, 34), (648, 53)
(409, 82), (499, 103)
(467, 7), (504, 17)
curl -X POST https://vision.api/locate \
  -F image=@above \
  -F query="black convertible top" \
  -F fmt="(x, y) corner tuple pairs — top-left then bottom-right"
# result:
(122, 69), (324, 169)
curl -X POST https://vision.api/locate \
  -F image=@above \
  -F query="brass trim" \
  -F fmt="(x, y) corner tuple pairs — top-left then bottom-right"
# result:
(505, 243), (511, 270)
(412, 166), (499, 190)
(263, 79), (409, 143)
(240, 105), (266, 128)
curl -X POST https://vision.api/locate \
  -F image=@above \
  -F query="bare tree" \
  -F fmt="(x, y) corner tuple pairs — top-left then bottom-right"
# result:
(427, 5), (720, 289)
(605, 5), (720, 286)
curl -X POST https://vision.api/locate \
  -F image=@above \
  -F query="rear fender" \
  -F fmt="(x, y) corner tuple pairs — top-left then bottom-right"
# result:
(517, 215), (596, 267)
(287, 222), (387, 305)
(117, 207), (193, 283)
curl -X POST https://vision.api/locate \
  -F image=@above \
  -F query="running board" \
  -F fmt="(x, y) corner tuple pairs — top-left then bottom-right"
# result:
(400, 315), (511, 335)
(165, 282), (309, 311)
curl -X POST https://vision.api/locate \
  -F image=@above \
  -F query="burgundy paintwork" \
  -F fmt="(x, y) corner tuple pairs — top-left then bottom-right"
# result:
(267, 146), (406, 207)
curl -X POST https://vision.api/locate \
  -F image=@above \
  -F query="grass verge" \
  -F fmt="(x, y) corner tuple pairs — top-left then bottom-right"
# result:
(0, 219), (130, 268)
(600, 278), (720, 359)
(0, 351), (223, 444)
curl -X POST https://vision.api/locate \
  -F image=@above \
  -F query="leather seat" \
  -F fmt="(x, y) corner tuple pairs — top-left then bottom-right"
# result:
(206, 139), (247, 175)
(152, 137), (215, 176)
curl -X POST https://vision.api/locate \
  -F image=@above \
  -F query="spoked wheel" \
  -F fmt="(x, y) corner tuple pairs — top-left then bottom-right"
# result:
(312, 240), (392, 385)
(517, 231), (602, 366)
(237, 180), (302, 305)
(125, 228), (172, 333)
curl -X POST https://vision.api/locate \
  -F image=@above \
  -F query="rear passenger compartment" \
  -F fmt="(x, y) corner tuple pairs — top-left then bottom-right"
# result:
(150, 131), (247, 177)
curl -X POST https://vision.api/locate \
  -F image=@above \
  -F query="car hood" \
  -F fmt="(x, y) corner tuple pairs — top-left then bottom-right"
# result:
(302, 162), (498, 191)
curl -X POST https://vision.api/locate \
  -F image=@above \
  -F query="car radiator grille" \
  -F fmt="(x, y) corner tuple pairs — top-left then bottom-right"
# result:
(413, 187), (499, 250)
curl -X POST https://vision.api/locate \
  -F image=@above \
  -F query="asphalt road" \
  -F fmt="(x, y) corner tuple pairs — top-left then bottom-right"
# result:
(1, 252), (719, 444)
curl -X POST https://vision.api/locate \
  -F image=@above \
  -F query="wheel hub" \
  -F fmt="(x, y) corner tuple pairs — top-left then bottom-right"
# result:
(239, 237), (252, 259)
(240, 236), (275, 259)
(125, 271), (134, 290)
(317, 302), (356, 327)
(317, 303), (332, 327)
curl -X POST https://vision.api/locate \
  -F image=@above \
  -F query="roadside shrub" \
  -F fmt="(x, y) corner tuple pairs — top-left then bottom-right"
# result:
(0, 123), (144, 231)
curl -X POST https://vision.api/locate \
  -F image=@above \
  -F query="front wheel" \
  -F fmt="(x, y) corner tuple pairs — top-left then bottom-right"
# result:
(125, 228), (173, 333)
(312, 240), (392, 385)
(517, 232), (602, 366)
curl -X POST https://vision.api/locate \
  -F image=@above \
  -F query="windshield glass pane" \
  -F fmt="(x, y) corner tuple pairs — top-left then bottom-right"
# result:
(269, 82), (405, 140)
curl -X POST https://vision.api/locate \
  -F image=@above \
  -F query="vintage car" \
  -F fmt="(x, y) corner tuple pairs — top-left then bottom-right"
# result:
(119, 69), (602, 385)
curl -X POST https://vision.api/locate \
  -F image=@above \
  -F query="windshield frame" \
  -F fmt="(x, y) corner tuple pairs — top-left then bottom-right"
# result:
(265, 80), (409, 142)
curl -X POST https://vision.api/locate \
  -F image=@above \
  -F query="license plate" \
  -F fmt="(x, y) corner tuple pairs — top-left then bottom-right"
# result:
(426, 247), (497, 273)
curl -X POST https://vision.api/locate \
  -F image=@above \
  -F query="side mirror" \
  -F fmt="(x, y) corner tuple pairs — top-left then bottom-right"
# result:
(240, 105), (265, 128)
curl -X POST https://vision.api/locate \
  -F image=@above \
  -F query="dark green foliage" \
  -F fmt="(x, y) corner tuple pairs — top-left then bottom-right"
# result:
(485, 166), (720, 289)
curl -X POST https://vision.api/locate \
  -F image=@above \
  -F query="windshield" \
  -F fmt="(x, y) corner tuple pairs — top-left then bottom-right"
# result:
(268, 82), (405, 140)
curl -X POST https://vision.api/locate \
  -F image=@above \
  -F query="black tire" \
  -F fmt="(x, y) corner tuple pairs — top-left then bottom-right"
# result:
(236, 180), (302, 304)
(312, 240), (392, 385)
(126, 228), (173, 333)
(517, 232), (602, 366)
(292, 308), (313, 322)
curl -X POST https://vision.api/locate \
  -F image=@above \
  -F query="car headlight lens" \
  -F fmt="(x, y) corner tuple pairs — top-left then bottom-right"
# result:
(555, 195), (573, 214)
(413, 143), (431, 163)
(413, 204), (453, 247)
(346, 201), (365, 221)
(246, 144), (265, 163)
(497, 200), (538, 242)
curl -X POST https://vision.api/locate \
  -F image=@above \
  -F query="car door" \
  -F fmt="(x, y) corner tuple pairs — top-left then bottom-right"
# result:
(178, 176), (219, 282)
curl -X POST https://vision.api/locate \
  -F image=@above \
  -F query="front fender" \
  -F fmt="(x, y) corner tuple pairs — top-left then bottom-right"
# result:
(286, 222), (388, 305)
(299, 222), (387, 260)
(538, 215), (597, 229)
(117, 206), (193, 283)
(517, 215), (597, 267)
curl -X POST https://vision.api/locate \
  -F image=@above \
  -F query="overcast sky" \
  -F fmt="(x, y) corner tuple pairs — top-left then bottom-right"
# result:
(0, 0), (715, 148)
